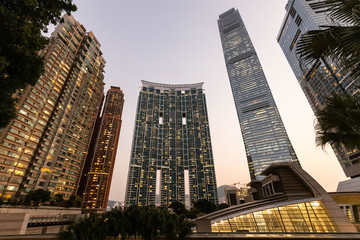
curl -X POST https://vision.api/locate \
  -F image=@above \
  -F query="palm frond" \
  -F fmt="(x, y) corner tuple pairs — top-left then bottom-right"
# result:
(296, 29), (332, 64)
(315, 92), (360, 149)
(315, 131), (360, 149)
(297, 26), (360, 78)
(323, 0), (360, 25)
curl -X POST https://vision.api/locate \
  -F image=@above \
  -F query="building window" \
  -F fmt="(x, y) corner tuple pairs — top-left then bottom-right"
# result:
(289, 29), (301, 51)
(289, 6), (296, 18)
(211, 201), (336, 233)
(159, 112), (164, 125)
(295, 15), (302, 26)
(182, 113), (186, 125)
(309, 2), (327, 12)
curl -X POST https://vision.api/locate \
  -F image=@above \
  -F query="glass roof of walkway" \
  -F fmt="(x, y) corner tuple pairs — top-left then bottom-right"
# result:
(194, 162), (357, 233)
(191, 232), (360, 239)
(211, 200), (335, 233)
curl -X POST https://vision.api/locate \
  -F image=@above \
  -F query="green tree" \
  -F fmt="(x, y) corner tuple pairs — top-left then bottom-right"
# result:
(0, 0), (77, 128)
(51, 193), (64, 206)
(174, 215), (195, 240)
(57, 213), (107, 240)
(193, 199), (217, 214)
(161, 212), (177, 240)
(137, 206), (163, 240)
(169, 201), (188, 215)
(217, 203), (230, 210)
(123, 205), (142, 238)
(24, 189), (51, 206)
(66, 195), (82, 207)
(296, 0), (360, 78)
(315, 92), (360, 149)
(57, 205), (195, 240)
(104, 208), (124, 240)
(185, 209), (197, 219)
(161, 212), (195, 240)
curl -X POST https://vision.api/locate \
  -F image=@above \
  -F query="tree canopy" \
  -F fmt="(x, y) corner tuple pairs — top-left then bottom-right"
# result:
(193, 199), (218, 214)
(169, 201), (188, 215)
(0, 0), (77, 128)
(24, 189), (51, 206)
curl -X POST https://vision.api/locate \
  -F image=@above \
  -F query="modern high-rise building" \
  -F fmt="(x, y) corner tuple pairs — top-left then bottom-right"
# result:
(80, 86), (124, 209)
(218, 8), (299, 180)
(125, 80), (218, 206)
(277, 0), (360, 179)
(0, 15), (105, 200)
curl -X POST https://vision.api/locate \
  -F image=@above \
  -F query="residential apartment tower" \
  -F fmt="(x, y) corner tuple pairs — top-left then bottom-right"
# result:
(125, 80), (218, 206)
(0, 15), (105, 200)
(80, 86), (124, 209)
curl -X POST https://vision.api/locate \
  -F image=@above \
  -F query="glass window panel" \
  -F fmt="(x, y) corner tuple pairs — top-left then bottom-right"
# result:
(210, 200), (336, 233)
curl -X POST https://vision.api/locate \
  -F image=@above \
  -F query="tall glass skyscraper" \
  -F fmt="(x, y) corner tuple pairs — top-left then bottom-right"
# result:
(80, 86), (124, 210)
(218, 8), (299, 180)
(0, 15), (105, 200)
(125, 80), (218, 206)
(277, 0), (360, 179)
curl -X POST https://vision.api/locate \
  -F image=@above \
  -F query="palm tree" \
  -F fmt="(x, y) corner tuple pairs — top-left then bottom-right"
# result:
(315, 92), (360, 149)
(123, 205), (142, 238)
(296, 0), (360, 78)
(138, 206), (164, 240)
(57, 213), (107, 240)
(104, 208), (123, 239)
(175, 215), (195, 240)
(296, 0), (360, 149)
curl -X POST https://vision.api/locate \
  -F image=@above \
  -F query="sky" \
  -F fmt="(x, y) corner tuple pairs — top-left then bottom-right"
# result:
(68, 0), (348, 202)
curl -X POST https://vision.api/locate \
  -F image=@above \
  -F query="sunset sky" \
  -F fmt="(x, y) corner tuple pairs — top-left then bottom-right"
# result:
(68, 0), (347, 202)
